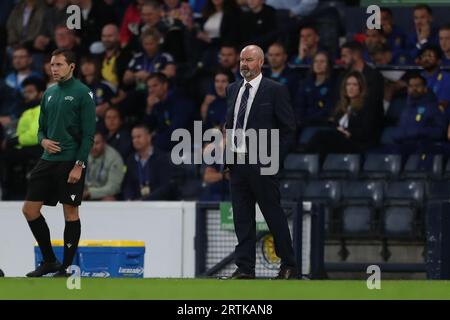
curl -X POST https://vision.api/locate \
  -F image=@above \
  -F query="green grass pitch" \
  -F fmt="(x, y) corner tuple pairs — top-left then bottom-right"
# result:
(1, 278), (450, 300)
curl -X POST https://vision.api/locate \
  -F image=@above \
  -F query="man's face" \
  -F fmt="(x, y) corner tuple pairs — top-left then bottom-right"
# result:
(142, 36), (159, 57)
(141, 5), (161, 26)
(380, 11), (393, 34)
(132, 127), (151, 151)
(240, 48), (263, 80)
(419, 50), (439, 70)
(439, 29), (450, 54)
(104, 109), (122, 133)
(267, 45), (287, 69)
(300, 28), (319, 49)
(414, 8), (432, 30)
(247, 0), (263, 11)
(214, 74), (229, 97)
(23, 85), (41, 103)
(408, 78), (427, 98)
(12, 49), (32, 72)
(91, 134), (106, 158)
(101, 25), (120, 51)
(372, 51), (391, 65)
(219, 47), (238, 69)
(340, 48), (355, 69)
(147, 78), (168, 100)
(54, 27), (76, 49)
(80, 61), (95, 77)
(50, 54), (73, 82)
(365, 29), (384, 51)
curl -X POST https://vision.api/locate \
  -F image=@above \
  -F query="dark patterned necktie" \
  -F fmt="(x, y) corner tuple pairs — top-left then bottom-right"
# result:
(234, 83), (252, 147)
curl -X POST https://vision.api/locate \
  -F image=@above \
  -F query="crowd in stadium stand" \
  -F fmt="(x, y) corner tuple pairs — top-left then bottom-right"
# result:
(0, 0), (450, 202)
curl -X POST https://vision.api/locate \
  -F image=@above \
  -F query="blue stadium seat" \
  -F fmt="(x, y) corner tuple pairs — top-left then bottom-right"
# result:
(442, 158), (450, 179)
(340, 181), (383, 236)
(426, 181), (450, 201)
(362, 154), (402, 180)
(280, 180), (305, 201)
(382, 181), (424, 238)
(283, 153), (319, 179)
(402, 154), (443, 180)
(302, 180), (341, 234)
(321, 154), (360, 179)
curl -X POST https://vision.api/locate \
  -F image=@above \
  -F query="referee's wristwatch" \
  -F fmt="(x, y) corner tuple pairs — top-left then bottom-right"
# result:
(75, 160), (86, 168)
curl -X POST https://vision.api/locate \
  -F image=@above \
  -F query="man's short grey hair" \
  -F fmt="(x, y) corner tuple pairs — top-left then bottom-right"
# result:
(241, 45), (265, 61)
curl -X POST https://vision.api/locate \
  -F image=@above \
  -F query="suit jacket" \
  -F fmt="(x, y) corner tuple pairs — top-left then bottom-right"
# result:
(224, 76), (296, 172)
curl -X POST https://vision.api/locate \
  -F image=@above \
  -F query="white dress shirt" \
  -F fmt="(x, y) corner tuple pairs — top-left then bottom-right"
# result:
(232, 73), (263, 152)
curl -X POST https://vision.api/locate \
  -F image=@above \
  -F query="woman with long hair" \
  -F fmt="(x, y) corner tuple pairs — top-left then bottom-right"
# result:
(306, 70), (382, 155)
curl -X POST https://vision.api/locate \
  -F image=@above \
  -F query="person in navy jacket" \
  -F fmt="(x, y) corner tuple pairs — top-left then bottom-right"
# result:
(143, 72), (196, 151)
(122, 124), (178, 200)
(406, 4), (439, 60)
(392, 74), (446, 154)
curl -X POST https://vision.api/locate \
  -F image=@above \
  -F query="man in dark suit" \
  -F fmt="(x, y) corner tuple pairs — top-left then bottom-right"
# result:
(224, 45), (298, 280)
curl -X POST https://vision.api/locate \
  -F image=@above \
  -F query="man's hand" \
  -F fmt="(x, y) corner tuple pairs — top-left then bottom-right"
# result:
(418, 24), (431, 42)
(41, 139), (61, 153)
(135, 70), (150, 82)
(68, 165), (83, 184)
(146, 95), (160, 114)
(96, 102), (109, 117)
(33, 35), (50, 51)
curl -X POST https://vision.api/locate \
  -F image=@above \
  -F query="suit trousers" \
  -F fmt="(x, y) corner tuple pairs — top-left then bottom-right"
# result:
(229, 162), (296, 274)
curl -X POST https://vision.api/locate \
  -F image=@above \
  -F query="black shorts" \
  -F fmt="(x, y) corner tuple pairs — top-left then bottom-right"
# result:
(25, 159), (86, 207)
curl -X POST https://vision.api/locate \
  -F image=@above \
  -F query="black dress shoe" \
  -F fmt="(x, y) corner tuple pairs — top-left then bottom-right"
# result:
(229, 269), (255, 279)
(26, 261), (62, 277)
(272, 266), (298, 280)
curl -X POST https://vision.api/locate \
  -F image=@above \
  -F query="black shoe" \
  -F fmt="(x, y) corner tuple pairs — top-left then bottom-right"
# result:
(229, 269), (255, 279)
(52, 269), (71, 278)
(26, 261), (62, 277)
(272, 266), (298, 280)
(0, 269), (4, 277)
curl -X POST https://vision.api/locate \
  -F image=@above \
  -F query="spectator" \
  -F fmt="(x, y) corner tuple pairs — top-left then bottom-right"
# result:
(370, 42), (410, 66)
(218, 43), (241, 78)
(391, 74), (446, 154)
(339, 41), (384, 131)
(6, 0), (46, 48)
(119, 0), (145, 47)
(123, 124), (178, 200)
(263, 42), (300, 99)
(123, 28), (176, 91)
(0, 77), (45, 200)
(196, 0), (240, 55)
(406, 4), (439, 60)
(200, 131), (230, 201)
(83, 131), (125, 201)
(97, 24), (133, 91)
(103, 106), (133, 161)
(68, 0), (117, 53)
(239, 0), (277, 51)
(33, 0), (70, 54)
(294, 51), (336, 144)
(363, 28), (386, 64)
(439, 24), (450, 66)
(380, 7), (407, 54)
(290, 25), (320, 66)
(144, 72), (195, 151)
(201, 68), (234, 130)
(5, 46), (42, 94)
(79, 56), (116, 119)
(0, 79), (20, 136)
(163, 0), (194, 31)
(53, 25), (84, 62)
(418, 45), (450, 112)
(306, 71), (382, 156)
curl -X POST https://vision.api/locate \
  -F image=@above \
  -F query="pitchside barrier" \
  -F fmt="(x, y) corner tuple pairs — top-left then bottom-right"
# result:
(194, 201), (326, 279)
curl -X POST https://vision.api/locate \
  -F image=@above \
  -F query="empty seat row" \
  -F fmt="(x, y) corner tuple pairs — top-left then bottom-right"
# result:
(282, 153), (447, 180)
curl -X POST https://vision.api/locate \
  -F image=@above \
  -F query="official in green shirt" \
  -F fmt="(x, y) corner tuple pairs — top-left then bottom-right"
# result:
(22, 48), (96, 278)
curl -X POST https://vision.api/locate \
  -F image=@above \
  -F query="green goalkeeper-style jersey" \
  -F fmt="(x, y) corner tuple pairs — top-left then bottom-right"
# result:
(37, 77), (96, 163)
